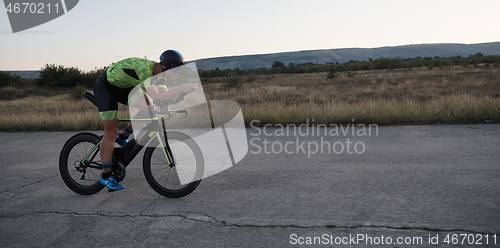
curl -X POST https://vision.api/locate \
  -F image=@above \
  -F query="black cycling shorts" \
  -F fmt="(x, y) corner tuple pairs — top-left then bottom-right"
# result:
(94, 72), (133, 120)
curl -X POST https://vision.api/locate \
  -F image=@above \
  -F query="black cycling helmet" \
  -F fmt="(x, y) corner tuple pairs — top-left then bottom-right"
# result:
(159, 50), (185, 71)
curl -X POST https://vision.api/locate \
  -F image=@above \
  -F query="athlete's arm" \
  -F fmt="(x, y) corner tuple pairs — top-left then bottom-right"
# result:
(146, 84), (198, 102)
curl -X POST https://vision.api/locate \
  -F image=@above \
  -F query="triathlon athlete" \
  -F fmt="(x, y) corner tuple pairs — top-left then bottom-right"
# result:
(94, 50), (198, 190)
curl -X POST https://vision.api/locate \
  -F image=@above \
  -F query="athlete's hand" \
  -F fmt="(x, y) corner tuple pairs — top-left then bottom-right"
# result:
(181, 84), (198, 93)
(151, 104), (160, 112)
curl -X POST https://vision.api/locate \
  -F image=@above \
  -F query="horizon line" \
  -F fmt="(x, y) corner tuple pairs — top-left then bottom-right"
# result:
(2, 41), (499, 71)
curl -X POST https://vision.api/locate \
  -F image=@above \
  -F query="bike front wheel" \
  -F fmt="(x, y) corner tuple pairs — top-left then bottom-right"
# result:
(59, 132), (104, 195)
(143, 132), (203, 198)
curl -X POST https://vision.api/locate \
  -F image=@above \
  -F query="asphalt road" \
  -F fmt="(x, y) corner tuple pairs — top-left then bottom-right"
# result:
(0, 124), (499, 247)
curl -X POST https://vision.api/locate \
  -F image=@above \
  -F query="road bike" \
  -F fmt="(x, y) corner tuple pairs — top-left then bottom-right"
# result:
(59, 92), (203, 198)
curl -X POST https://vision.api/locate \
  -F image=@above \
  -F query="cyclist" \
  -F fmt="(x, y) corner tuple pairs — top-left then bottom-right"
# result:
(94, 50), (198, 191)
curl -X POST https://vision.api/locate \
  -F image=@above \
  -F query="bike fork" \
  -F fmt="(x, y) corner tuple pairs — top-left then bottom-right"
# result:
(159, 118), (175, 167)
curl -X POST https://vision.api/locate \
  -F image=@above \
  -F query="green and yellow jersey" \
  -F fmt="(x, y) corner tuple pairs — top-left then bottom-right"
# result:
(106, 57), (168, 89)
(98, 58), (166, 120)
(106, 57), (155, 88)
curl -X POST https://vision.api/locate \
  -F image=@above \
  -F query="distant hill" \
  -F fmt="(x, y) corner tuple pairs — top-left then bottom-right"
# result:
(191, 42), (500, 70)
(4, 42), (500, 78)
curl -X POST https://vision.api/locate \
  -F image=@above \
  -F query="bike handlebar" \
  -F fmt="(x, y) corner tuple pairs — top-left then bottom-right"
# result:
(153, 91), (188, 107)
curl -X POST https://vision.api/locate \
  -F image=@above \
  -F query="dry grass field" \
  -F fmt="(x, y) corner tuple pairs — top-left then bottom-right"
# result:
(0, 94), (108, 131)
(205, 65), (500, 126)
(0, 65), (498, 131)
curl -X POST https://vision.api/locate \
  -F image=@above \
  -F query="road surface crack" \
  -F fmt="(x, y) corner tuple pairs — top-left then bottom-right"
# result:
(7, 210), (491, 235)
(0, 174), (60, 195)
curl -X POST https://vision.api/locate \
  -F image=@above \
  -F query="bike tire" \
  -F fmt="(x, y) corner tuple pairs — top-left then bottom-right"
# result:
(143, 132), (203, 198)
(59, 132), (105, 195)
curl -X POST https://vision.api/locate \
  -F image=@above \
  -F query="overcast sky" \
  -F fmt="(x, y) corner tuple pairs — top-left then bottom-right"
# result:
(1, 0), (499, 71)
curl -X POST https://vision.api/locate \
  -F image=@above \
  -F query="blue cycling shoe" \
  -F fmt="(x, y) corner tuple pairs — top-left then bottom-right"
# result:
(99, 175), (125, 191)
(115, 135), (128, 147)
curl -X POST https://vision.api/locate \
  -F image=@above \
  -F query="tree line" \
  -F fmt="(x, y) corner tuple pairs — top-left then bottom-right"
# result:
(0, 64), (106, 89)
(198, 53), (500, 78)
(1, 53), (499, 90)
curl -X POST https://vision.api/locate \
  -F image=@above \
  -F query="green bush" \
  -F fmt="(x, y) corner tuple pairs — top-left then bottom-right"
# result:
(327, 67), (337, 79)
(245, 75), (258, 82)
(0, 71), (21, 88)
(83, 66), (107, 88)
(70, 85), (86, 100)
(0, 87), (23, 100)
(221, 76), (242, 89)
(37, 64), (83, 87)
(346, 71), (357, 78)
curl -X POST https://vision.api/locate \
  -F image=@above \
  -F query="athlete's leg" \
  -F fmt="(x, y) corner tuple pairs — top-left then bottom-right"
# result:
(117, 123), (134, 142)
(98, 118), (125, 190)
(101, 119), (119, 173)
(94, 72), (125, 190)
(115, 87), (135, 143)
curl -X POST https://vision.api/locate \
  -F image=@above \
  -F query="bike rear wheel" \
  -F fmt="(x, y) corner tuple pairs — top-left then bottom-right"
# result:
(59, 132), (104, 195)
(143, 132), (203, 198)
